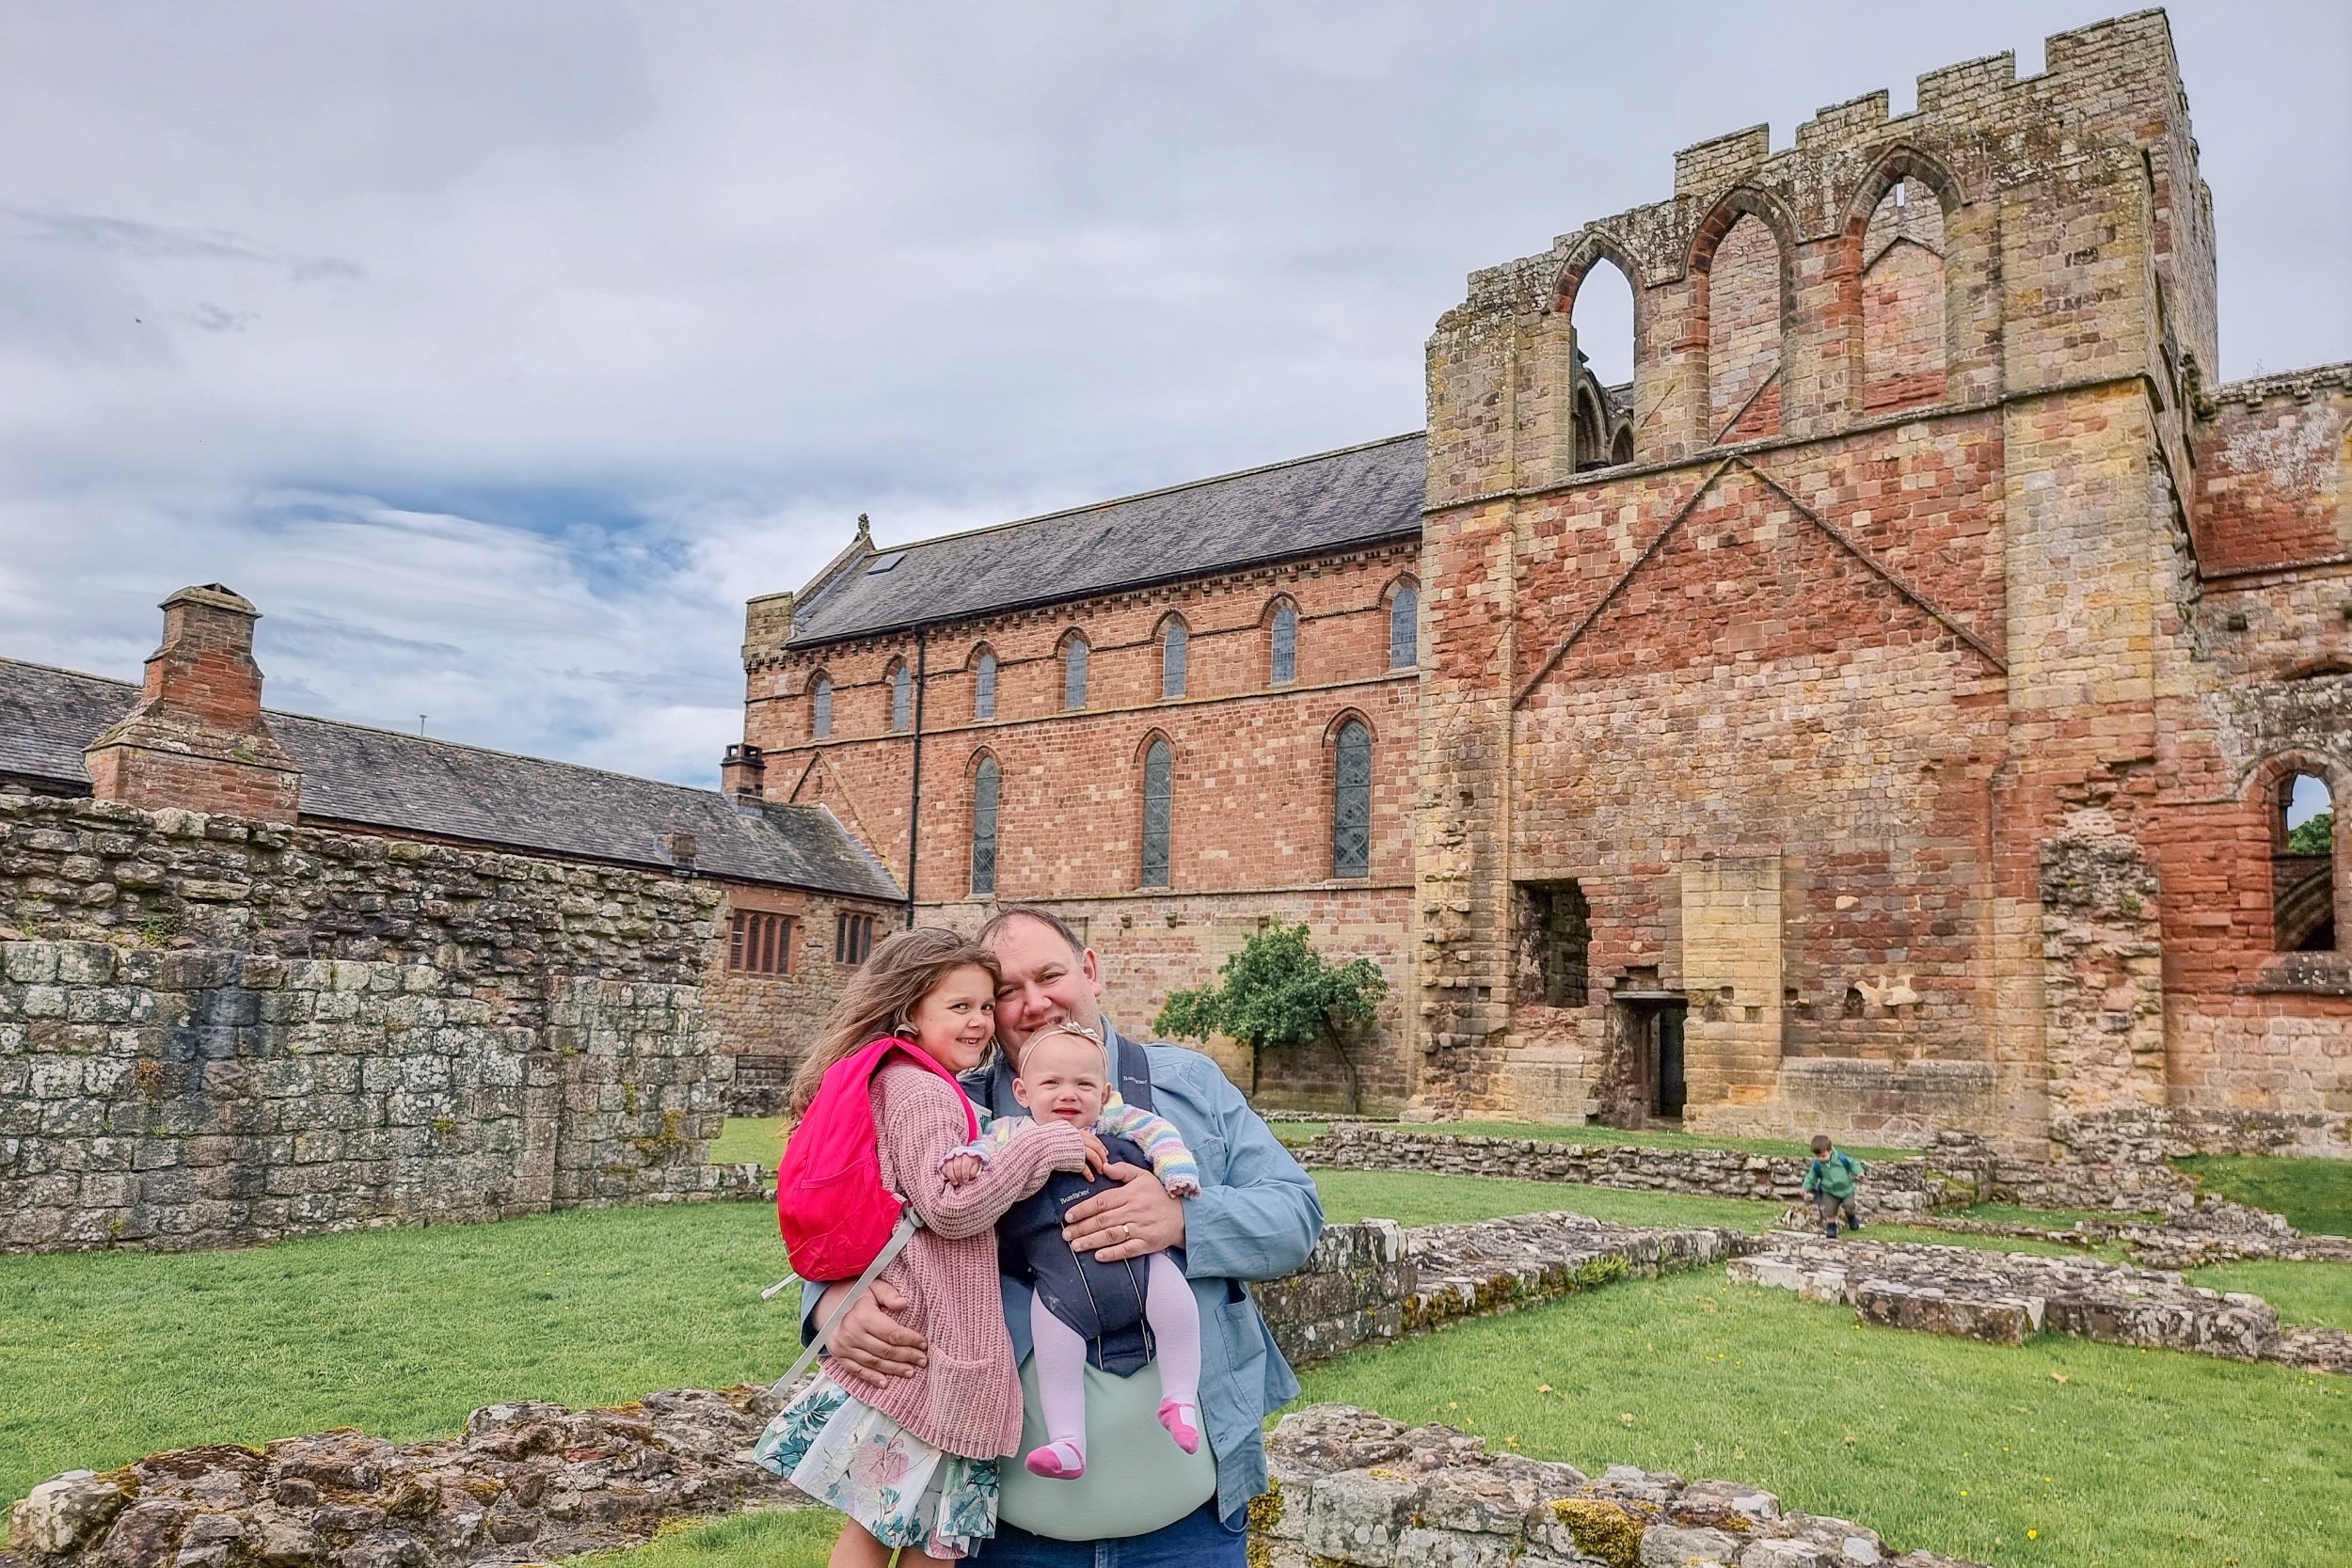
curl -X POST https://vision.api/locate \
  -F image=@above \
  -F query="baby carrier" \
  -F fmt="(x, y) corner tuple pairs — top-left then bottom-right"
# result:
(983, 1030), (1182, 1376)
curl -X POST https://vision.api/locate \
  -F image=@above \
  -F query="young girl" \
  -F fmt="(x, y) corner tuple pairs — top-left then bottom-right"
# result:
(755, 928), (1093, 1568)
(941, 1020), (1202, 1480)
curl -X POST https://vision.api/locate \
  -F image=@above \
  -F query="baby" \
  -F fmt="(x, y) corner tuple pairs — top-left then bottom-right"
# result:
(942, 1021), (1201, 1480)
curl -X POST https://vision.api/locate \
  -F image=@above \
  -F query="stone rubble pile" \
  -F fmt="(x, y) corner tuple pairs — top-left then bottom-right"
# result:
(1731, 1236), (2352, 1373)
(2116, 1193), (2352, 1270)
(1301, 1127), (1965, 1214)
(1258, 1403), (1984, 1568)
(2, 1388), (801, 1568)
(1403, 1212), (1748, 1333)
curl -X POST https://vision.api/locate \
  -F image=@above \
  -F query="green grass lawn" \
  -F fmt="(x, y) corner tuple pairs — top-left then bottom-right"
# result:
(2189, 1259), (2352, 1330)
(1297, 1269), (2351, 1568)
(1263, 1117), (1910, 1162)
(567, 1508), (838, 1568)
(1314, 1169), (1778, 1231)
(2177, 1155), (2352, 1237)
(0, 1203), (805, 1513)
(708, 1116), (787, 1168)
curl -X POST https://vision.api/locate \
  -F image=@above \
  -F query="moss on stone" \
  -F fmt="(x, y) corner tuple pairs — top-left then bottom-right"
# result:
(1549, 1498), (1644, 1568)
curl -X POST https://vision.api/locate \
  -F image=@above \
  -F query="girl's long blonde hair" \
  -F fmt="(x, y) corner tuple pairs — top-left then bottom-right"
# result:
(784, 927), (1000, 1117)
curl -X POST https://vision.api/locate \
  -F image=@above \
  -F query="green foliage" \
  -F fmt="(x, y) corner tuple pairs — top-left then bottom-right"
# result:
(1299, 1269), (2352, 1568)
(1155, 924), (1387, 1108)
(2287, 810), (2334, 855)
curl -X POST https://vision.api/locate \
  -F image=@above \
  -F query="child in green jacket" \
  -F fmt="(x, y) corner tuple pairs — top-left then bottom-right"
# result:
(1804, 1135), (1865, 1238)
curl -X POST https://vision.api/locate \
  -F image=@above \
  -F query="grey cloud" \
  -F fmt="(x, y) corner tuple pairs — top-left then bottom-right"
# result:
(0, 0), (2344, 786)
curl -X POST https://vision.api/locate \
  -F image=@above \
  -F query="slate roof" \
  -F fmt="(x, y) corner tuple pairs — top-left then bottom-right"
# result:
(787, 432), (1426, 646)
(0, 657), (900, 903)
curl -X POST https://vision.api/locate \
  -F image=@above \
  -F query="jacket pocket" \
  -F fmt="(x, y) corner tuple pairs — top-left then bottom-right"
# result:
(1200, 1288), (1269, 1451)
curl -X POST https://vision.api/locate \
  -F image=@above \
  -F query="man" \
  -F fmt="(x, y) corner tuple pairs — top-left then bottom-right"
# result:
(805, 906), (1322, 1565)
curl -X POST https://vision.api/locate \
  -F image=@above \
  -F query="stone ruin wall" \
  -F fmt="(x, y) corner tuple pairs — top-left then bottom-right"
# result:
(0, 793), (739, 1253)
(1410, 12), (2352, 1157)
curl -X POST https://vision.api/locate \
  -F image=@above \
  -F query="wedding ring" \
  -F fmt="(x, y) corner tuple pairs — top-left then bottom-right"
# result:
(1121, 1223), (1133, 1241)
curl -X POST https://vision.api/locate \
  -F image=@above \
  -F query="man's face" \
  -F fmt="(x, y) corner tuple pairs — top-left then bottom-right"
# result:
(986, 914), (1104, 1050)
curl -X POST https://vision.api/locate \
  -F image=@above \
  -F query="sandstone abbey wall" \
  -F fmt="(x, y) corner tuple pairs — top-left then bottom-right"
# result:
(1415, 9), (2352, 1154)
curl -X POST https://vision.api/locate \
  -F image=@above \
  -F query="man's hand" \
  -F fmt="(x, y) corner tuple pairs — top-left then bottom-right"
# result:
(812, 1278), (926, 1388)
(1062, 1161), (1185, 1262)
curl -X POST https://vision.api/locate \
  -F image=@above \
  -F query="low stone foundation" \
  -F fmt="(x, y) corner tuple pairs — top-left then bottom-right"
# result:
(1731, 1236), (2352, 1374)
(1301, 1126), (1975, 1213)
(3, 1388), (800, 1568)
(1254, 1215), (1747, 1367)
(1259, 1403), (1983, 1568)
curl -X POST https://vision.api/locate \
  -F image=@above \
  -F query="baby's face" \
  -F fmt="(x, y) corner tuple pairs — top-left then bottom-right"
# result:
(1012, 1031), (1108, 1124)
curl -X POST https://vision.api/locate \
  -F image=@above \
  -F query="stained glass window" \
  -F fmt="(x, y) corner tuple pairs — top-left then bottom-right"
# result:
(1270, 602), (1297, 685)
(1389, 584), (1418, 669)
(1063, 636), (1089, 709)
(1141, 739), (1172, 887)
(974, 651), (996, 720)
(889, 661), (912, 732)
(1162, 621), (1187, 699)
(1333, 720), (1372, 878)
(812, 674), (833, 738)
(970, 755), (1000, 895)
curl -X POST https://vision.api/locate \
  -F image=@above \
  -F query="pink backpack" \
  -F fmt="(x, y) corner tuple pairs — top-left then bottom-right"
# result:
(774, 1035), (977, 1282)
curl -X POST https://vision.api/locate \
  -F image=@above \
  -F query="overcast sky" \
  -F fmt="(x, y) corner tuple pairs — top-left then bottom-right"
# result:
(3, 2), (2345, 788)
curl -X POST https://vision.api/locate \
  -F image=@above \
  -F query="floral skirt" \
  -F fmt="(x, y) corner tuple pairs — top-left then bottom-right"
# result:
(754, 1376), (1000, 1559)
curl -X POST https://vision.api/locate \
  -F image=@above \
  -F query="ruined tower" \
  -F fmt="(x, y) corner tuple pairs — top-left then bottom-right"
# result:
(1417, 11), (2351, 1156)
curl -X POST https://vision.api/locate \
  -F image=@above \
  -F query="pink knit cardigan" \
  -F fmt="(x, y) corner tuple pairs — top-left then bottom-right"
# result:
(823, 1059), (1087, 1459)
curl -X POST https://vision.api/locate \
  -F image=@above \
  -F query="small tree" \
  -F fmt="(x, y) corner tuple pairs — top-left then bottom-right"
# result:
(1154, 924), (1388, 1111)
(2289, 811), (2335, 856)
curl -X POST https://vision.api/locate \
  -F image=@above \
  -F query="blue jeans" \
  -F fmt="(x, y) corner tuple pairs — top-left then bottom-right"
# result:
(972, 1501), (1248, 1568)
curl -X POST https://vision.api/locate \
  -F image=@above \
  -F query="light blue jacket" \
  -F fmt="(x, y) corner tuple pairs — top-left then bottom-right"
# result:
(803, 1026), (1322, 1523)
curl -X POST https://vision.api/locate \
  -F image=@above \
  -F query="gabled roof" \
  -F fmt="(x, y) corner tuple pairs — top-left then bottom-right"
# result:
(0, 657), (901, 904)
(786, 432), (1426, 647)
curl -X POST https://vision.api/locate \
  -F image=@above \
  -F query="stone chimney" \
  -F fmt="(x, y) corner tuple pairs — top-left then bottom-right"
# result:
(84, 584), (303, 821)
(721, 742), (766, 799)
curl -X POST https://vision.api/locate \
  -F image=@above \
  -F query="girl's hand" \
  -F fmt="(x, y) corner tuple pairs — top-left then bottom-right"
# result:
(942, 1152), (983, 1186)
(1079, 1130), (1110, 1176)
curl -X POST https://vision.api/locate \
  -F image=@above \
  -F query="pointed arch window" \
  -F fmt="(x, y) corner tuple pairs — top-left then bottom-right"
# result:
(2277, 771), (2338, 952)
(888, 660), (912, 732)
(1062, 634), (1089, 710)
(1161, 618), (1188, 699)
(1269, 601), (1298, 686)
(1333, 720), (1373, 879)
(973, 649), (997, 720)
(811, 673), (834, 739)
(1141, 738), (1173, 888)
(970, 754), (1001, 896)
(1388, 583), (1419, 669)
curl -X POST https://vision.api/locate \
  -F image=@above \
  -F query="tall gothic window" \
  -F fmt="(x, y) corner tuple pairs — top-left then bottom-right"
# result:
(1332, 720), (1373, 879)
(1161, 619), (1188, 699)
(1269, 601), (1297, 686)
(1141, 739), (1173, 888)
(2277, 771), (2338, 952)
(970, 754), (1000, 896)
(973, 650), (997, 720)
(1062, 634), (1089, 710)
(888, 660), (912, 732)
(1388, 583), (1418, 669)
(811, 673), (834, 738)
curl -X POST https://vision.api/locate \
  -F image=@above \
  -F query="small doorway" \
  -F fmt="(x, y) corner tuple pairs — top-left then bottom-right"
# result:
(1616, 995), (1689, 1123)
(1653, 1005), (1687, 1118)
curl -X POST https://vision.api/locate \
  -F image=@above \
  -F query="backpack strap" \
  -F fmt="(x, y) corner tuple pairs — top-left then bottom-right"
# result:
(765, 1206), (922, 1399)
(1110, 1024), (1154, 1113)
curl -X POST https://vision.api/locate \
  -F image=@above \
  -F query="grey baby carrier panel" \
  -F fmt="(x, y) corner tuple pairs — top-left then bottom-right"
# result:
(974, 1030), (1182, 1376)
